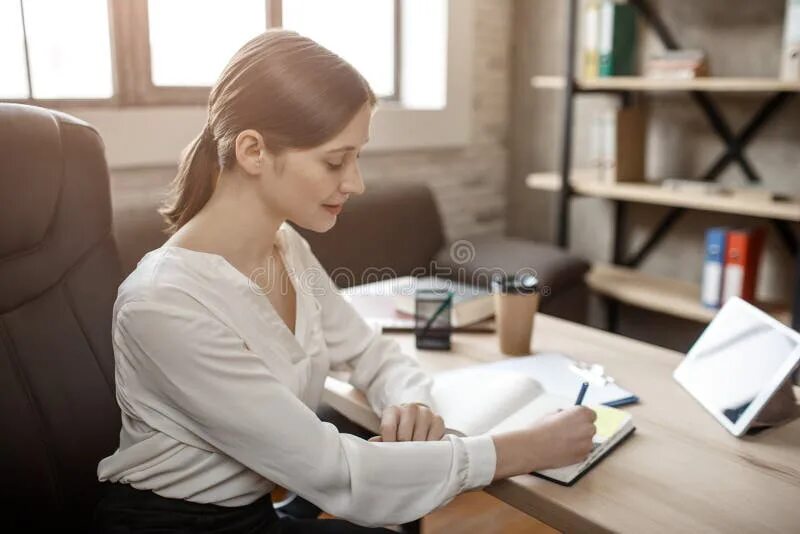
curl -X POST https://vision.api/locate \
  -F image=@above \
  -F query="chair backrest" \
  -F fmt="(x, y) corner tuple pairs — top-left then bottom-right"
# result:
(0, 104), (122, 529)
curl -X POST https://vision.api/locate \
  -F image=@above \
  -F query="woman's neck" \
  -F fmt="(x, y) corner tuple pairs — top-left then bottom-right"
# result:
(167, 169), (284, 279)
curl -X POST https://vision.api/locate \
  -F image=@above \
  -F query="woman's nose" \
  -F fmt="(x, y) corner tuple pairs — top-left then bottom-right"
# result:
(341, 164), (365, 196)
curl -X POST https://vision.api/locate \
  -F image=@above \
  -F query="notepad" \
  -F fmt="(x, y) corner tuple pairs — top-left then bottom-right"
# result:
(432, 368), (635, 485)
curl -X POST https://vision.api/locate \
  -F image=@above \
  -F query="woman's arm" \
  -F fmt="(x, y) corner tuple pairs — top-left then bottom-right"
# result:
(291, 229), (436, 415)
(116, 293), (496, 526)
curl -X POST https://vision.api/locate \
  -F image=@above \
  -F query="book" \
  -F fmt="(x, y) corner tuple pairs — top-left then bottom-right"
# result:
(645, 49), (709, 80)
(599, 1), (637, 77)
(390, 277), (494, 328)
(722, 228), (766, 304)
(782, 0), (800, 81)
(583, 0), (602, 78)
(343, 276), (494, 330)
(432, 366), (635, 485)
(701, 227), (728, 309)
(590, 105), (646, 183)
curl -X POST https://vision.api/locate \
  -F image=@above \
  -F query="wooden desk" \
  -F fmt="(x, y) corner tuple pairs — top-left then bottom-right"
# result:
(323, 314), (800, 533)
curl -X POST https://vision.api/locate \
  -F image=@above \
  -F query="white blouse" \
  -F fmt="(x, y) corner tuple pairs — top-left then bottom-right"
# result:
(97, 222), (496, 526)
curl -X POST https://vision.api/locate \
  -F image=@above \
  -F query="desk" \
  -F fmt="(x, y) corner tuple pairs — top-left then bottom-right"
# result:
(323, 314), (800, 533)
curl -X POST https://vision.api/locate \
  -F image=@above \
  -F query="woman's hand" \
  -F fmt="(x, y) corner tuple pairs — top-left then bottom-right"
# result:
(369, 403), (446, 442)
(492, 406), (597, 480)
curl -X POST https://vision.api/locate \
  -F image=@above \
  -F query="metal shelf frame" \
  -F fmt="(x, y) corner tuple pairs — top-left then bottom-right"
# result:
(552, 0), (800, 332)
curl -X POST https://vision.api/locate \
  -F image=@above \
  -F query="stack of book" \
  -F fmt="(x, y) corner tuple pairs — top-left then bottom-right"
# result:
(583, 0), (637, 78)
(701, 227), (766, 309)
(645, 50), (709, 80)
(342, 276), (495, 331)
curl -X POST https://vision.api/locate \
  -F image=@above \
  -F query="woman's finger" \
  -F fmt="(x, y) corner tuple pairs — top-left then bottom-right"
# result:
(427, 415), (446, 441)
(380, 406), (400, 442)
(396, 404), (418, 441)
(412, 407), (433, 441)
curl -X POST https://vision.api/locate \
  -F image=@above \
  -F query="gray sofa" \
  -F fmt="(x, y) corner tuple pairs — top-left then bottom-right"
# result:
(113, 178), (590, 324)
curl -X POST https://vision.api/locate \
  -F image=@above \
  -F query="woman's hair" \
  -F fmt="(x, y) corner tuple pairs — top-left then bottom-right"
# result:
(160, 30), (376, 233)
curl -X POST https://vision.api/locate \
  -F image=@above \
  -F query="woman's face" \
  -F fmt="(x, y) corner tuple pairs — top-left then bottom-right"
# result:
(262, 103), (371, 233)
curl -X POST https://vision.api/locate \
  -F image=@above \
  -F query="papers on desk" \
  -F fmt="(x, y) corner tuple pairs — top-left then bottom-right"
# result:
(474, 353), (639, 407)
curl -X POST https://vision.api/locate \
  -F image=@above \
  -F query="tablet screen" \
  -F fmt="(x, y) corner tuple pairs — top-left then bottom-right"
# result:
(678, 305), (798, 424)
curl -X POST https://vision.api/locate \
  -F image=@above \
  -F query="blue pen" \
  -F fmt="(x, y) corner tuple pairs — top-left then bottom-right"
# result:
(575, 382), (589, 405)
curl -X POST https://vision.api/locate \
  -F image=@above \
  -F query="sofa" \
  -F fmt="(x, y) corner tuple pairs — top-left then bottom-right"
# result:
(113, 176), (590, 324)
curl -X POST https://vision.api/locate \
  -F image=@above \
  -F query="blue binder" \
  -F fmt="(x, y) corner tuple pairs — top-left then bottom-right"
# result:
(701, 227), (728, 309)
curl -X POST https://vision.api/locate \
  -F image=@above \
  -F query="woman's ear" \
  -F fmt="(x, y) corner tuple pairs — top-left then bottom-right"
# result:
(234, 129), (270, 176)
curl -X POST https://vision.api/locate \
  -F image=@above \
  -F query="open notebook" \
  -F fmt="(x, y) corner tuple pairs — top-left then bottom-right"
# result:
(432, 368), (635, 485)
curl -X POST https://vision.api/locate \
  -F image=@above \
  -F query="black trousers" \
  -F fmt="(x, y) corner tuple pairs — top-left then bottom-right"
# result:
(91, 482), (394, 534)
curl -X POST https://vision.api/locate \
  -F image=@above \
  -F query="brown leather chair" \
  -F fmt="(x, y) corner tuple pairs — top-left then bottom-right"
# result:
(0, 103), (122, 530)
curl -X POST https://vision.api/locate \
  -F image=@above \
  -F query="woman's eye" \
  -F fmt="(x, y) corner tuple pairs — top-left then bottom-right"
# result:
(327, 161), (344, 170)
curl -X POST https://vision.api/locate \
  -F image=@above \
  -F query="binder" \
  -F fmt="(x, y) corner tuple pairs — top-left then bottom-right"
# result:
(722, 228), (766, 304)
(599, 1), (637, 77)
(701, 227), (728, 308)
(583, 0), (602, 78)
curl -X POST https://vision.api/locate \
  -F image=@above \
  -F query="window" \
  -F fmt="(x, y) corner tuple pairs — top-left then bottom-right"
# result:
(1, 0), (447, 108)
(1, 0), (113, 101)
(282, 0), (397, 98)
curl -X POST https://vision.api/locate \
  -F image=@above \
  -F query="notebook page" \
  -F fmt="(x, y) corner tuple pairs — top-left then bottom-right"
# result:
(432, 370), (545, 436)
(486, 392), (573, 434)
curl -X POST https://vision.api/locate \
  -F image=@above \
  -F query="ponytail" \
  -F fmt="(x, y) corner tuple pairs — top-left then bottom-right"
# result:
(160, 125), (219, 234)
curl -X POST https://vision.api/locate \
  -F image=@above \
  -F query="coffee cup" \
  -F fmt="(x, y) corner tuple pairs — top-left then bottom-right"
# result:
(491, 274), (540, 356)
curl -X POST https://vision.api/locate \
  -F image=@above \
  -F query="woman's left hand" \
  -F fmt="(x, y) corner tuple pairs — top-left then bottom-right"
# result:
(369, 403), (446, 442)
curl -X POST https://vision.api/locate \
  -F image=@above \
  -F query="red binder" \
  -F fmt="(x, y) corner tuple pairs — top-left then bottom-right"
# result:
(722, 228), (766, 303)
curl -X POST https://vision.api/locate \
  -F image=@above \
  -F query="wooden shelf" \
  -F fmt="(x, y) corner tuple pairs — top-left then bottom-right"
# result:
(531, 75), (800, 93)
(586, 263), (791, 325)
(525, 172), (800, 222)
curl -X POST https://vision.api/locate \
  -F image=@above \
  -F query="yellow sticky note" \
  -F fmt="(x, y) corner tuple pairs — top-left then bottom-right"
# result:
(592, 406), (628, 440)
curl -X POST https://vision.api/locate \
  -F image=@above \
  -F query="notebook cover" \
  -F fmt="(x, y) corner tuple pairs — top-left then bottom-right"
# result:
(532, 426), (636, 487)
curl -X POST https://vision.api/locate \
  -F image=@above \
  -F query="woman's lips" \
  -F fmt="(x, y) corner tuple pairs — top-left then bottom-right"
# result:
(322, 204), (343, 215)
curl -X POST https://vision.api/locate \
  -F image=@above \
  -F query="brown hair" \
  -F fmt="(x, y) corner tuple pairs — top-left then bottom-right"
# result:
(160, 30), (376, 233)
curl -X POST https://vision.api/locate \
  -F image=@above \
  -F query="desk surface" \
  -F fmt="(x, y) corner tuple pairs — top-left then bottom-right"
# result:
(323, 314), (800, 534)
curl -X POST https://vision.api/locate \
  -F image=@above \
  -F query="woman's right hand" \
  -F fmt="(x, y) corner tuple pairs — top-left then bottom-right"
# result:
(491, 406), (597, 480)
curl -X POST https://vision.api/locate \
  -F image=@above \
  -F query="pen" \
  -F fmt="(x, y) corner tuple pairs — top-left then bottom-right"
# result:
(575, 381), (589, 405)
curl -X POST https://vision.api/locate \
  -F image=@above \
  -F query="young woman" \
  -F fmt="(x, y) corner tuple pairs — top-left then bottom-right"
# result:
(93, 30), (596, 533)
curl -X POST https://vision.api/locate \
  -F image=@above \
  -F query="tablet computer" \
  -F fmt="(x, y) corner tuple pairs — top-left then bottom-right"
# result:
(673, 297), (800, 437)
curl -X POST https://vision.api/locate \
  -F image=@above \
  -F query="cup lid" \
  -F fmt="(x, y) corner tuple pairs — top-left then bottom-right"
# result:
(491, 274), (539, 295)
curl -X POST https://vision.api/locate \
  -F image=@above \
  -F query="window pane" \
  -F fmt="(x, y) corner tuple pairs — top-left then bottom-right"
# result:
(23, 0), (113, 99)
(282, 0), (395, 98)
(148, 0), (266, 87)
(0, 0), (29, 99)
(402, 0), (447, 109)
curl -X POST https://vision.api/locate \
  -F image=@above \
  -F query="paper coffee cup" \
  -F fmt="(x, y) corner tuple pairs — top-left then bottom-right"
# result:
(491, 274), (540, 356)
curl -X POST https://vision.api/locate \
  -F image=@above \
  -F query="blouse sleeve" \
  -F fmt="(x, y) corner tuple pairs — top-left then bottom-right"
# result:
(291, 230), (436, 413)
(116, 294), (496, 526)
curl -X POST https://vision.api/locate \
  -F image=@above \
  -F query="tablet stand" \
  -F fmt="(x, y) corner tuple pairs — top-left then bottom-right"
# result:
(748, 379), (800, 434)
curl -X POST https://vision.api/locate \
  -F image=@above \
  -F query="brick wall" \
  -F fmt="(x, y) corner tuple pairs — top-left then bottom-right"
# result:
(359, 0), (513, 240)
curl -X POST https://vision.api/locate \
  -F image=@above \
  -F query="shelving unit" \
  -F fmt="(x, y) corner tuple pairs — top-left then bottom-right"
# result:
(586, 263), (791, 326)
(536, 0), (800, 332)
(526, 172), (800, 221)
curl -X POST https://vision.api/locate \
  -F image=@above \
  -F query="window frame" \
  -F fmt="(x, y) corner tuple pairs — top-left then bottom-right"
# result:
(3, 0), (402, 107)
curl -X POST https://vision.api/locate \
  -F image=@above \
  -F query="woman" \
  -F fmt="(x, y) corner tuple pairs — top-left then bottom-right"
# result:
(93, 30), (596, 533)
